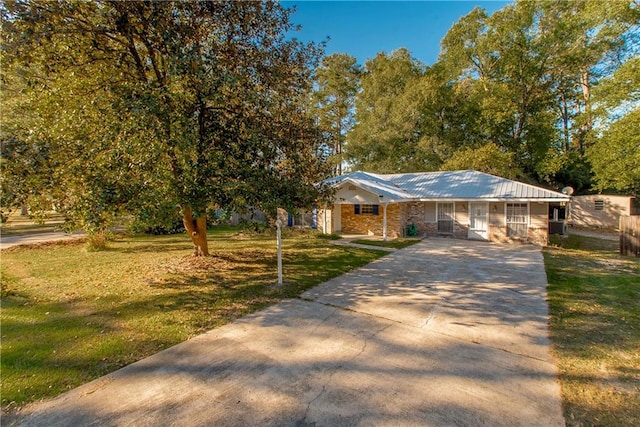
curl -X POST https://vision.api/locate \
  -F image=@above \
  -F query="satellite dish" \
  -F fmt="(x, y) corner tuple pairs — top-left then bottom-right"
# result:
(561, 186), (574, 196)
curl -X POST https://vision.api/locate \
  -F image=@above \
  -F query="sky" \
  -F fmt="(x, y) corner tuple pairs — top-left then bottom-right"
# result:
(282, 1), (512, 66)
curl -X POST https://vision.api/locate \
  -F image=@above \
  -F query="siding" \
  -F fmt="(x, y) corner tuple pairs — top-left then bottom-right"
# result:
(570, 195), (635, 229)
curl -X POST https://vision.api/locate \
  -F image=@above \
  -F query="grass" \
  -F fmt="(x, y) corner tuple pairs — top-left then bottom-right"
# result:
(544, 234), (640, 426)
(0, 227), (386, 412)
(350, 238), (421, 249)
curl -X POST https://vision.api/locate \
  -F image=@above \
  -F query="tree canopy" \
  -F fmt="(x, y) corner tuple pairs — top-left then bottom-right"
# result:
(1, 0), (331, 255)
(338, 0), (639, 195)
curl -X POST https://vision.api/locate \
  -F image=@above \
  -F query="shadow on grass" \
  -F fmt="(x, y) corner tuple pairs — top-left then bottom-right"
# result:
(544, 236), (640, 426)
(0, 236), (382, 411)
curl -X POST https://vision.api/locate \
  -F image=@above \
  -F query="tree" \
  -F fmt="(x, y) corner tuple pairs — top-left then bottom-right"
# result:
(588, 56), (640, 197)
(439, 143), (521, 180)
(311, 53), (361, 176)
(437, 0), (639, 189)
(2, 1), (330, 255)
(346, 49), (429, 172)
(588, 109), (640, 197)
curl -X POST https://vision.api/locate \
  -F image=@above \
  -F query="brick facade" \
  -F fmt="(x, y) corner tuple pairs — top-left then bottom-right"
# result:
(340, 204), (403, 238)
(326, 200), (550, 246)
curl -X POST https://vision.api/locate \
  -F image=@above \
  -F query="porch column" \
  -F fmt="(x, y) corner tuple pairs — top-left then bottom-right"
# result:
(382, 203), (388, 241)
(322, 203), (327, 234)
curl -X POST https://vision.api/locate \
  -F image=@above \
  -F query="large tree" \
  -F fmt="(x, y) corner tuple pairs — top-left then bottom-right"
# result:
(2, 1), (330, 255)
(311, 53), (361, 176)
(346, 48), (427, 172)
(436, 0), (638, 188)
(588, 56), (640, 197)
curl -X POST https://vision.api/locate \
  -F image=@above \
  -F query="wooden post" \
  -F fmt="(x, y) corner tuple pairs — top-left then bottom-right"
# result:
(276, 219), (283, 285)
(620, 215), (640, 257)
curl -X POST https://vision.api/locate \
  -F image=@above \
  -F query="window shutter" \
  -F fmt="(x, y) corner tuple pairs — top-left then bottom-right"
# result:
(354, 204), (360, 215)
(372, 204), (379, 215)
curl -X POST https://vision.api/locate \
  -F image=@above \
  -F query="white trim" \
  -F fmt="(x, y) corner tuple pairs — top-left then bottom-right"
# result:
(468, 202), (489, 240)
(505, 202), (529, 238)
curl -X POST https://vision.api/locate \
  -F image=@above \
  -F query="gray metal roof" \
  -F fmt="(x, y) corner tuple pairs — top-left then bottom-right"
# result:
(327, 170), (570, 202)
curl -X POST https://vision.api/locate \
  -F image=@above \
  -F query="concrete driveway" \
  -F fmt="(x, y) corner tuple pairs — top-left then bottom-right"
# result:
(7, 239), (564, 426)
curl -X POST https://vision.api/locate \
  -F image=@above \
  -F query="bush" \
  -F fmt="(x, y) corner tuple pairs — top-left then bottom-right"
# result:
(86, 230), (110, 251)
(238, 219), (270, 234)
(405, 223), (418, 237)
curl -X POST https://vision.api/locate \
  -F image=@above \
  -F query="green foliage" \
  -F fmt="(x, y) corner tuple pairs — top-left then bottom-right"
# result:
(405, 223), (418, 237)
(311, 53), (361, 176)
(347, 49), (431, 172)
(588, 109), (640, 197)
(238, 219), (271, 235)
(1, 1), (331, 240)
(440, 143), (522, 179)
(338, 0), (638, 194)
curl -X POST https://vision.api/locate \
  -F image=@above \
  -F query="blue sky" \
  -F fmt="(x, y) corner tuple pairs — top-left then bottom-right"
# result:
(282, 1), (512, 66)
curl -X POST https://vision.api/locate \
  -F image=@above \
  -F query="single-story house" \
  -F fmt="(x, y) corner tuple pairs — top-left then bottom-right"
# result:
(569, 194), (639, 230)
(318, 170), (571, 246)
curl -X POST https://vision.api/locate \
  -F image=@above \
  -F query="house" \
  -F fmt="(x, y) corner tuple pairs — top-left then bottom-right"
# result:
(569, 194), (639, 230)
(318, 170), (571, 245)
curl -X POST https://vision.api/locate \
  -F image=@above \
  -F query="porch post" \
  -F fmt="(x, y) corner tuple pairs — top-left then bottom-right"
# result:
(322, 203), (327, 234)
(382, 203), (388, 241)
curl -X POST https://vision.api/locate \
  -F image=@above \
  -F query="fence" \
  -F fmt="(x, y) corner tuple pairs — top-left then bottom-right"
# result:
(619, 215), (640, 257)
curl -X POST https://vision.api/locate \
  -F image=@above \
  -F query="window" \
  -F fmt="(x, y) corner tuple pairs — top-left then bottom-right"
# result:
(506, 203), (528, 238)
(594, 199), (604, 211)
(354, 204), (379, 215)
(437, 203), (454, 233)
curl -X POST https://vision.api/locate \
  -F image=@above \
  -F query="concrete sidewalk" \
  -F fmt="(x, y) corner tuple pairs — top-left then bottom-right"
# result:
(0, 232), (85, 250)
(6, 239), (564, 426)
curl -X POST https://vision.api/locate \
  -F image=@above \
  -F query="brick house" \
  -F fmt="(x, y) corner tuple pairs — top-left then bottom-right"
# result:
(318, 170), (571, 245)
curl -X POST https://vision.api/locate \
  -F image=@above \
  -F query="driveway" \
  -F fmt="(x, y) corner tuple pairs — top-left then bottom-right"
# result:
(7, 239), (564, 426)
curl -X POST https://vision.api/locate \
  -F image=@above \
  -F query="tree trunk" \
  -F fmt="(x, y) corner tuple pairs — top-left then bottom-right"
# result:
(182, 207), (209, 256)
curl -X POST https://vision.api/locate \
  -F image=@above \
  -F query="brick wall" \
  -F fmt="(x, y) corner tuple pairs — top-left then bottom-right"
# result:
(339, 204), (403, 238)
(528, 202), (549, 245)
(333, 200), (549, 245)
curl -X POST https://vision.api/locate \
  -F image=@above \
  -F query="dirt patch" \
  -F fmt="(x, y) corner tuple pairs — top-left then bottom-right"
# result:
(158, 255), (234, 275)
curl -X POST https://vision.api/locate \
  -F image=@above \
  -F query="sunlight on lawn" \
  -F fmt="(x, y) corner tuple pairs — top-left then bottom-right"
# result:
(0, 228), (384, 411)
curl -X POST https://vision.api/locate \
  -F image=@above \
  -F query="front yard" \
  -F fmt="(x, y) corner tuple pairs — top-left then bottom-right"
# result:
(0, 228), (385, 412)
(544, 234), (640, 425)
(2, 228), (638, 425)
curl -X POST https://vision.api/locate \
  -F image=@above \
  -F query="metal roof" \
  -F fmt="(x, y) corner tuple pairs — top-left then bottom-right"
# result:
(327, 170), (570, 202)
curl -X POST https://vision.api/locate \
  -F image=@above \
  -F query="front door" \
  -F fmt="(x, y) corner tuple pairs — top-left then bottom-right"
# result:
(468, 203), (488, 240)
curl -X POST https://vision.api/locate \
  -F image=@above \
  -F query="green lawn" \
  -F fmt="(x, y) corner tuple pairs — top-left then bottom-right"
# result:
(0, 228), (385, 412)
(544, 234), (640, 426)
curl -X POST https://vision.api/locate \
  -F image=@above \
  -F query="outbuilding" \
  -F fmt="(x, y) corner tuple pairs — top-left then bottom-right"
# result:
(569, 194), (639, 230)
(319, 170), (571, 245)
